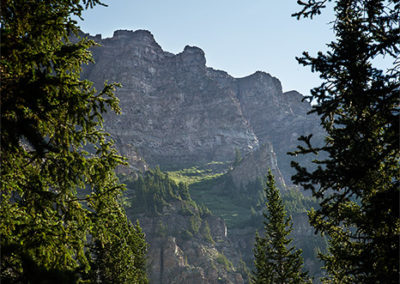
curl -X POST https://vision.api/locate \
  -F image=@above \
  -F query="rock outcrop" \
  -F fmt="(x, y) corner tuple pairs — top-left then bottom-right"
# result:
(129, 200), (245, 284)
(81, 29), (324, 184)
(82, 30), (258, 170)
(228, 143), (286, 190)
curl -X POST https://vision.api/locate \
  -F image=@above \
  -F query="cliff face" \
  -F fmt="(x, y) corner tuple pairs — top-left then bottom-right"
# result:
(124, 179), (248, 284)
(81, 29), (326, 282)
(135, 204), (245, 284)
(82, 29), (323, 183)
(83, 30), (258, 170)
(228, 143), (286, 190)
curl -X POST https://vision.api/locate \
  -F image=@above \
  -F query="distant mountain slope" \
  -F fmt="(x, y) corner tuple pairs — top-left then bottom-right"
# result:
(81, 29), (324, 184)
(123, 169), (248, 284)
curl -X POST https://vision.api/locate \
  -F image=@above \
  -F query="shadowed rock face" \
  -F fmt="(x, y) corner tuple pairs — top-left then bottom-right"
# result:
(130, 200), (245, 284)
(81, 28), (323, 183)
(83, 30), (260, 170)
(228, 143), (286, 190)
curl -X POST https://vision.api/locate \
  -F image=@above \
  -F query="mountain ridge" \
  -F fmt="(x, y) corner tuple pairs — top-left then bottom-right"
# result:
(81, 29), (324, 184)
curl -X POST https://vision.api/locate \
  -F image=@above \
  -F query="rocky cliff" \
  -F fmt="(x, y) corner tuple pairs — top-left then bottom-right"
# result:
(123, 171), (249, 284)
(82, 30), (257, 170)
(81, 29), (324, 183)
(80, 29), (326, 283)
(228, 143), (286, 190)
(135, 204), (244, 284)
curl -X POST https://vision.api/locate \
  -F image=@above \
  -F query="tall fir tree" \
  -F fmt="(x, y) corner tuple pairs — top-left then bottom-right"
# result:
(253, 170), (310, 284)
(0, 0), (148, 282)
(291, 0), (399, 283)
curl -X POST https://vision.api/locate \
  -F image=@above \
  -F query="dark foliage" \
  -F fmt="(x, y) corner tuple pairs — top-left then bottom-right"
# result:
(124, 167), (193, 216)
(291, 0), (399, 282)
(1, 0), (148, 282)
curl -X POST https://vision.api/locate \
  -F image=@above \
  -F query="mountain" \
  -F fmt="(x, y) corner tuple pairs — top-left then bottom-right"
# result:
(80, 29), (326, 283)
(81, 29), (324, 183)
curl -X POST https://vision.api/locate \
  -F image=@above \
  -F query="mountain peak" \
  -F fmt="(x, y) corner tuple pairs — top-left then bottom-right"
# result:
(112, 29), (156, 44)
(183, 45), (204, 54)
(246, 70), (276, 82)
(178, 45), (206, 67)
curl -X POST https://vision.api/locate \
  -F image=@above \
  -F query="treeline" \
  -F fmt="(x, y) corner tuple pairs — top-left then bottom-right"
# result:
(123, 167), (212, 217)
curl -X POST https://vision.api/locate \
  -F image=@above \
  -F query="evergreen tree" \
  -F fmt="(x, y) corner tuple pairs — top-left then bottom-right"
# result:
(291, 1), (399, 282)
(0, 0), (147, 282)
(89, 219), (147, 283)
(125, 168), (193, 216)
(253, 170), (310, 284)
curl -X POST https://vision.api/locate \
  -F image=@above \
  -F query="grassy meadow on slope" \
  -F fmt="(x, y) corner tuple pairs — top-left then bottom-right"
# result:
(167, 162), (318, 229)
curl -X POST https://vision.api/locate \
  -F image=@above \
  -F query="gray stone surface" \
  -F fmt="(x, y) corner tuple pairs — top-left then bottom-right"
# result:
(81, 29), (324, 184)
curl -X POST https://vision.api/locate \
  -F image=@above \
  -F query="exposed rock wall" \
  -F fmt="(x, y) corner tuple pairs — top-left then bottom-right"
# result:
(130, 200), (245, 284)
(82, 30), (258, 170)
(81, 29), (324, 183)
(228, 143), (286, 189)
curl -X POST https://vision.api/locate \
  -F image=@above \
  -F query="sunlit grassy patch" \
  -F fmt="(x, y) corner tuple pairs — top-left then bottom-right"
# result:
(167, 162), (227, 186)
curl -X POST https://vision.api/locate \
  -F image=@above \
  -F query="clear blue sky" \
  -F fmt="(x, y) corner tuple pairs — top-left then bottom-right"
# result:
(78, 0), (335, 96)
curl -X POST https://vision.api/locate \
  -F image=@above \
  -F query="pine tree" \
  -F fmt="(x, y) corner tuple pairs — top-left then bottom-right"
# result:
(89, 219), (147, 283)
(291, 1), (399, 282)
(253, 170), (310, 284)
(0, 0), (148, 282)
